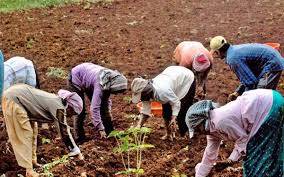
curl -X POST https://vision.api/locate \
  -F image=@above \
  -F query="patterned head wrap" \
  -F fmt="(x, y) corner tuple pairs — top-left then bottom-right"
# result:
(99, 69), (127, 93)
(185, 100), (219, 138)
(58, 89), (83, 114)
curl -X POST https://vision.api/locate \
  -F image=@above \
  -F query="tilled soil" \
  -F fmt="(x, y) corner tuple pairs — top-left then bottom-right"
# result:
(0, 0), (283, 176)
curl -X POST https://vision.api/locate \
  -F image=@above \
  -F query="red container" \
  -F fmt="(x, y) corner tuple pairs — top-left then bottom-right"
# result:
(137, 101), (163, 117)
(264, 43), (280, 51)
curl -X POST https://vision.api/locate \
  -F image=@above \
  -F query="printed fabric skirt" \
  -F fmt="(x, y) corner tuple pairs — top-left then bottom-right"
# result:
(243, 90), (284, 177)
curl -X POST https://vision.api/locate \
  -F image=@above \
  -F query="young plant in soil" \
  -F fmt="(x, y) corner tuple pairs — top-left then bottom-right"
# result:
(46, 67), (68, 79)
(108, 127), (154, 177)
(41, 155), (69, 177)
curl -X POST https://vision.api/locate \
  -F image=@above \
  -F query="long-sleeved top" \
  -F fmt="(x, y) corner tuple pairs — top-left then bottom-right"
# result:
(4, 57), (37, 90)
(3, 84), (77, 151)
(195, 89), (273, 177)
(225, 44), (284, 92)
(70, 63), (109, 131)
(141, 66), (195, 116)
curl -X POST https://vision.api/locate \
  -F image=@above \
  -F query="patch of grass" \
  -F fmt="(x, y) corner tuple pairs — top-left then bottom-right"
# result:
(46, 67), (68, 79)
(0, 0), (114, 13)
(0, 0), (80, 13)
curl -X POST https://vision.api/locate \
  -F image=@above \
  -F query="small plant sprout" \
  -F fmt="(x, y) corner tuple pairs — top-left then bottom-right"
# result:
(41, 137), (51, 144)
(108, 127), (154, 177)
(46, 67), (68, 79)
(124, 114), (139, 121)
(123, 96), (132, 104)
(41, 155), (69, 177)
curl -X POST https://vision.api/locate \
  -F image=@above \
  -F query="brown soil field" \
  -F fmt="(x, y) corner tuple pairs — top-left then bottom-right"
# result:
(0, 0), (283, 176)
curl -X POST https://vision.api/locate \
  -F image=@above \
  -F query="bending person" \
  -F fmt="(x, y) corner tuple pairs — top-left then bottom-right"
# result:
(185, 89), (283, 177)
(68, 63), (127, 142)
(131, 66), (196, 140)
(210, 36), (284, 102)
(1, 56), (40, 112)
(173, 41), (213, 98)
(2, 84), (83, 177)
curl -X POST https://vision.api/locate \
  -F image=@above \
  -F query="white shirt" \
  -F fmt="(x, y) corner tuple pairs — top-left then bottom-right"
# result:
(142, 66), (194, 116)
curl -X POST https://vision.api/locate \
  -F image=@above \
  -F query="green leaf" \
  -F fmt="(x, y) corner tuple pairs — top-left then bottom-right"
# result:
(140, 127), (152, 134)
(41, 137), (51, 144)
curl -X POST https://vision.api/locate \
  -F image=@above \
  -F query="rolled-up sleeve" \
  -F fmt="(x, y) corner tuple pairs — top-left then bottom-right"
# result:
(195, 135), (221, 177)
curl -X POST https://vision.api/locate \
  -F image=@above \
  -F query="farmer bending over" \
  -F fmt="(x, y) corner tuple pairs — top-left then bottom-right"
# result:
(0, 56), (40, 111)
(2, 84), (83, 177)
(210, 36), (284, 102)
(68, 63), (127, 142)
(173, 41), (213, 98)
(186, 89), (283, 177)
(131, 66), (196, 140)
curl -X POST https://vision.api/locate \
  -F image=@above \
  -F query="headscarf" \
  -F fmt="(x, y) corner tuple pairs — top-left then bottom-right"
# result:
(131, 78), (149, 103)
(58, 89), (83, 114)
(192, 53), (211, 72)
(99, 69), (127, 93)
(185, 100), (218, 138)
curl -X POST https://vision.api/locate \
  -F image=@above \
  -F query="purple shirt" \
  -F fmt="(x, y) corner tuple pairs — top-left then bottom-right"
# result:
(71, 63), (108, 131)
(195, 89), (273, 177)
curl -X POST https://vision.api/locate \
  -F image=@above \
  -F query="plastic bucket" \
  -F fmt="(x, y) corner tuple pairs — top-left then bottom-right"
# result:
(137, 101), (163, 117)
(264, 43), (280, 51)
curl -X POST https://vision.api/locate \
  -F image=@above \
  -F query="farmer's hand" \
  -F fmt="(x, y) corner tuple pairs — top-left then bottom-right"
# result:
(99, 130), (107, 139)
(227, 92), (239, 102)
(214, 159), (235, 171)
(169, 116), (177, 137)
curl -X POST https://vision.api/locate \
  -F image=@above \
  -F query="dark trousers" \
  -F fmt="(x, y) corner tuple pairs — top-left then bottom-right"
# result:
(68, 75), (114, 142)
(162, 80), (196, 136)
(236, 71), (282, 95)
(33, 63), (40, 89)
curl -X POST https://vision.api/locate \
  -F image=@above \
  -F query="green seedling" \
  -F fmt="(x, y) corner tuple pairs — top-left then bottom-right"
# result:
(26, 38), (34, 49)
(41, 137), (51, 144)
(123, 96), (132, 104)
(108, 127), (154, 177)
(124, 114), (139, 121)
(41, 155), (69, 177)
(46, 67), (68, 79)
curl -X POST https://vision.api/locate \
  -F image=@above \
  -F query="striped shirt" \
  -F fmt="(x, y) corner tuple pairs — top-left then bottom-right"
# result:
(4, 57), (37, 90)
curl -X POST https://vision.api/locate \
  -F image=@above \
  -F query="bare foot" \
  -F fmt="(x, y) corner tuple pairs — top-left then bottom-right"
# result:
(32, 160), (42, 168)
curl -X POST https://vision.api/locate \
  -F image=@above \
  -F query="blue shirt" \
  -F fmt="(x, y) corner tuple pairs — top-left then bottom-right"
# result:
(226, 43), (284, 87)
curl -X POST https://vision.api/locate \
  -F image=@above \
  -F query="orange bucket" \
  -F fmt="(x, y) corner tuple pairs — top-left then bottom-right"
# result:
(264, 43), (280, 51)
(137, 101), (163, 117)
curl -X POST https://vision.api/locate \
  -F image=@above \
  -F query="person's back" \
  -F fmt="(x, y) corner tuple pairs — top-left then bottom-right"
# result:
(153, 66), (194, 99)
(4, 84), (64, 123)
(227, 43), (284, 78)
(174, 41), (212, 67)
(4, 57), (37, 90)
(71, 63), (105, 90)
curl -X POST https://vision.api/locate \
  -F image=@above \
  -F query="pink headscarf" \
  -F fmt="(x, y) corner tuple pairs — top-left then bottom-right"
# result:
(58, 89), (83, 114)
(192, 54), (211, 72)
